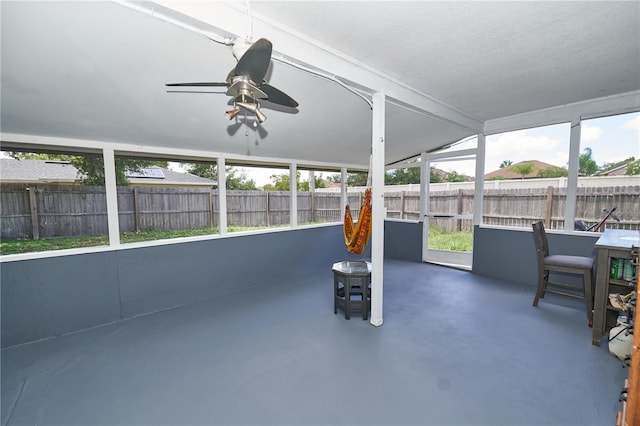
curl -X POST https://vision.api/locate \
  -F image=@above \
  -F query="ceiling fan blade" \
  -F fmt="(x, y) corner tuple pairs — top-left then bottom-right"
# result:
(166, 90), (223, 94)
(260, 84), (298, 108)
(165, 82), (228, 87)
(234, 38), (272, 84)
(227, 121), (243, 136)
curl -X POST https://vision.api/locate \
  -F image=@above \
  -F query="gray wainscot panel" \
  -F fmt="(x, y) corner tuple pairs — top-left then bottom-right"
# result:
(384, 220), (423, 262)
(472, 225), (600, 287)
(1, 252), (122, 347)
(2, 223), (415, 347)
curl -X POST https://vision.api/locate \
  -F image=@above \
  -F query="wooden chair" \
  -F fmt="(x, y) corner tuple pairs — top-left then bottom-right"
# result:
(531, 221), (595, 325)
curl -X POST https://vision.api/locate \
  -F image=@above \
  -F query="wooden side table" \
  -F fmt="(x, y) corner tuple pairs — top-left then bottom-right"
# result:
(332, 261), (371, 320)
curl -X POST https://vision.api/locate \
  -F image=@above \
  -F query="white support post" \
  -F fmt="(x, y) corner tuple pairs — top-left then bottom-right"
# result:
(217, 157), (227, 235)
(421, 153), (430, 263)
(565, 118), (581, 231)
(290, 162), (298, 227)
(473, 133), (486, 226)
(419, 152), (428, 219)
(340, 167), (348, 214)
(103, 148), (120, 246)
(309, 170), (315, 192)
(370, 92), (385, 327)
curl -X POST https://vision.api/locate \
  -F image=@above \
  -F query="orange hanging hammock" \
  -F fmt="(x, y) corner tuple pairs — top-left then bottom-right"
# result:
(343, 188), (372, 255)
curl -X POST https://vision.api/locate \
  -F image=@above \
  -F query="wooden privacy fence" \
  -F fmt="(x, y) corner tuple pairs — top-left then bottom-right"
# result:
(0, 185), (364, 239)
(383, 185), (640, 232)
(1, 184), (638, 239)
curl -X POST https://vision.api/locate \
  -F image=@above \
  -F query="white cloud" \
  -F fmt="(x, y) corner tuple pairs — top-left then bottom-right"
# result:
(624, 115), (640, 131)
(580, 123), (602, 143)
(485, 130), (566, 172)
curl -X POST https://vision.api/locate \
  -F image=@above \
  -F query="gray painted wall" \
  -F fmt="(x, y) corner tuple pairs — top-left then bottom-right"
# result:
(384, 220), (422, 262)
(472, 225), (600, 287)
(2, 225), (379, 348)
(0, 220), (451, 348)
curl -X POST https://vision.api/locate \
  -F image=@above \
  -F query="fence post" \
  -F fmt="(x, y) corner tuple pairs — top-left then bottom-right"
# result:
(545, 185), (554, 228)
(311, 191), (315, 223)
(456, 189), (463, 231)
(27, 187), (39, 240)
(400, 191), (405, 220)
(133, 187), (141, 232)
(209, 191), (215, 228)
(266, 191), (271, 227)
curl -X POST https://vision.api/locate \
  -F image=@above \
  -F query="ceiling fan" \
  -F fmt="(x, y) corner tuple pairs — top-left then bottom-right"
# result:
(166, 38), (298, 124)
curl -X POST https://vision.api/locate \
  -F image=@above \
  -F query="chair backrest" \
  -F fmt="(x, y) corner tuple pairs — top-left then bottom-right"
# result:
(531, 221), (549, 261)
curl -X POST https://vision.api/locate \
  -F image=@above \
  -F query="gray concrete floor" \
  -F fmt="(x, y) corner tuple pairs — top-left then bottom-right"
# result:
(1, 260), (627, 426)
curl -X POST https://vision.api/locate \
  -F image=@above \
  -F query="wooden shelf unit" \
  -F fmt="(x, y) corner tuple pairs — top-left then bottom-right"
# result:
(617, 251), (638, 426)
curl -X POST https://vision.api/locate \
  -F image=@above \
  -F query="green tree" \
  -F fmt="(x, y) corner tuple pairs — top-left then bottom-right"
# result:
(71, 156), (165, 186)
(347, 172), (368, 186)
(536, 166), (568, 178)
(579, 147), (598, 176)
(302, 173), (326, 191)
(333, 166), (447, 186)
(598, 156), (636, 175)
(385, 167), (421, 185)
(445, 170), (468, 182)
(187, 163), (216, 181)
(511, 162), (534, 179)
(626, 160), (640, 175)
(226, 169), (256, 190)
(263, 171), (307, 191)
(499, 160), (513, 168)
(430, 167), (444, 183)
(8, 152), (70, 161)
(186, 164), (256, 190)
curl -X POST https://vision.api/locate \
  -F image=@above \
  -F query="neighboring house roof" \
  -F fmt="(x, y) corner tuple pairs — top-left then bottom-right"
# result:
(0, 159), (216, 187)
(596, 163), (630, 177)
(484, 160), (559, 180)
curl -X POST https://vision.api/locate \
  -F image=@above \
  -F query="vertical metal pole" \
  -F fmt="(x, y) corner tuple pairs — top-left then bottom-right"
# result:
(309, 170), (315, 192)
(103, 148), (120, 246)
(565, 118), (581, 231)
(421, 153), (430, 262)
(473, 133), (486, 227)
(217, 157), (227, 235)
(290, 162), (298, 227)
(370, 91), (385, 327)
(340, 167), (348, 217)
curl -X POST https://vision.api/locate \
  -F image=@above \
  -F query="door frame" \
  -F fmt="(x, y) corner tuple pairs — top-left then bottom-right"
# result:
(421, 147), (479, 269)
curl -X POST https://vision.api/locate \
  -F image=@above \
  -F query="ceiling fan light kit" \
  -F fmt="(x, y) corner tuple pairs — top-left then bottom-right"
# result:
(225, 108), (241, 120)
(236, 102), (267, 123)
(166, 38), (297, 127)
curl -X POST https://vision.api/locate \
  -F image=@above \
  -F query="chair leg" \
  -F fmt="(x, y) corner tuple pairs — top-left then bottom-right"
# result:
(533, 269), (548, 307)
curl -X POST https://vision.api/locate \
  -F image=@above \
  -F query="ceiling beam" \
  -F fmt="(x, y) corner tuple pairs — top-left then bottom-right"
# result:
(484, 90), (640, 135)
(129, 1), (484, 132)
(0, 133), (368, 172)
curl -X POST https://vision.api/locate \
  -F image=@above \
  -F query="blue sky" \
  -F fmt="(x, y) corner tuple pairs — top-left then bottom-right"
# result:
(432, 111), (640, 178)
(244, 111), (640, 185)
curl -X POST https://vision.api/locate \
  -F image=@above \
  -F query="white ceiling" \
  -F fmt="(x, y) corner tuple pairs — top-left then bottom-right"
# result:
(1, 1), (639, 169)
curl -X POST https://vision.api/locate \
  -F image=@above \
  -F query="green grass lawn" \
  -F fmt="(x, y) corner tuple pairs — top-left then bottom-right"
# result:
(0, 227), (254, 255)
(428, 227), (473, 252)
(1, 225), (473, 255)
